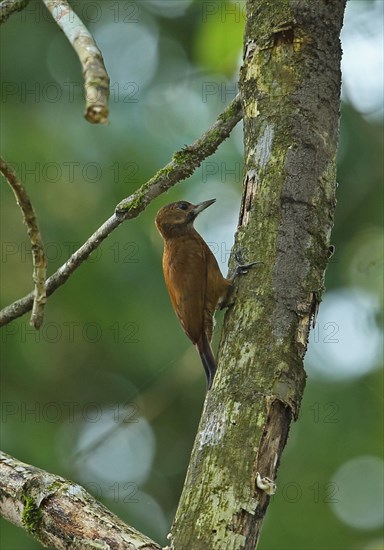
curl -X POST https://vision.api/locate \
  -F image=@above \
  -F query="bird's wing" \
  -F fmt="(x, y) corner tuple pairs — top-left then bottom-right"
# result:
(163, 237), (207, 344)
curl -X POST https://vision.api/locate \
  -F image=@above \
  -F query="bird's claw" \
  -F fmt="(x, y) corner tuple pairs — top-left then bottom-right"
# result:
(232, 250), (263, 278)
(234, 250), (245, 265)
(235, 261), (262, 275)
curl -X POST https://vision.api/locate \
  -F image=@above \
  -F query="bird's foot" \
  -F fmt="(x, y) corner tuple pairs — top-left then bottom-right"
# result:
(219, 251), (263, 310)
(232, 250), (263, 278)
(218, 295), (234, 310)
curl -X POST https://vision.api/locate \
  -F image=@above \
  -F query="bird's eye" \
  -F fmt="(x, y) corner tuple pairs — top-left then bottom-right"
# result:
(178, 202), (189, 211)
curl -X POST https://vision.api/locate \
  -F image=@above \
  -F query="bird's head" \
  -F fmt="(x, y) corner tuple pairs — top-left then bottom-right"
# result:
(155, 199), (216, 239)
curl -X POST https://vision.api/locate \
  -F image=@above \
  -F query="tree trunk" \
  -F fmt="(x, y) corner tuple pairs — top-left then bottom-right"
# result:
(171, 1), (346, 548)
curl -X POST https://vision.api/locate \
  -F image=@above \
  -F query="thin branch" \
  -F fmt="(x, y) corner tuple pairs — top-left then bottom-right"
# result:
(0, 0), (30, 23)
(41, 0), (110, 124)
(0, 94), (242, 327)
(0, 450), (161, 550)
(0, 215), (119, 327)
(0, 158), (47, 329)
(115, 93), (243, 215)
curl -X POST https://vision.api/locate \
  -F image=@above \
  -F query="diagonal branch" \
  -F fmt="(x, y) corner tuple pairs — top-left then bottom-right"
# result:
(115, 93), (243, 215)
(0, 0), (30, 23)
(41, 0), (110, 124)
(0, 450), (161, 550)
(0, 158), (47, 329)
(0, 94), (242, 327)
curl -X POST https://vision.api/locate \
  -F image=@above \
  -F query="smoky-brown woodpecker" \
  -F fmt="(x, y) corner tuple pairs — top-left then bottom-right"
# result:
(155, 199), (231, 389)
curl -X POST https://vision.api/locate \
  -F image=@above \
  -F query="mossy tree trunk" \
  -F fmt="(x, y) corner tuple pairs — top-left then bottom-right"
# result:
(171, 1), (346, 548)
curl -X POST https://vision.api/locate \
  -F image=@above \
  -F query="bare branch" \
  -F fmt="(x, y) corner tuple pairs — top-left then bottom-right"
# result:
(0, 450), (161, 550)
(0, 94), (242, 327)
(41, 0), (110, 124)
(0, 158), (47, 329)
(0, 0), (30, 23)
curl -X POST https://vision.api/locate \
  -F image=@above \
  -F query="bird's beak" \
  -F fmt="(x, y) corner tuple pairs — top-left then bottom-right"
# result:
(191, 199), (216, 217)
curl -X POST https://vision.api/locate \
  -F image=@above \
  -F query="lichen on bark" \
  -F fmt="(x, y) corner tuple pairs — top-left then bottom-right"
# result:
(171, 1), (346, 548)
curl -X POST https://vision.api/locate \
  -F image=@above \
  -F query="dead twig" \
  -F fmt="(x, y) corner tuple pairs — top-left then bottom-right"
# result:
(42, 0), (110, 124)
(0, 158), (47, 329)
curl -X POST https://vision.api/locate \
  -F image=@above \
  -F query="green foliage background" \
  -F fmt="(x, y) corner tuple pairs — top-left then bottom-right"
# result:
(1, 1), (382, 549)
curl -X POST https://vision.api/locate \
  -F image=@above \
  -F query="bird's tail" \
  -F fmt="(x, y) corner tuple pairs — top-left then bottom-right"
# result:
(196, 333), (217, 390)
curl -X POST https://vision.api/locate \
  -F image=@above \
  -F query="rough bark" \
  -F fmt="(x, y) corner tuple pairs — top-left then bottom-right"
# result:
(0, 0), (30, 23)
(0, 451), (160, 550)
(171, 1), (346, 548)
(0, 0), (346, 548)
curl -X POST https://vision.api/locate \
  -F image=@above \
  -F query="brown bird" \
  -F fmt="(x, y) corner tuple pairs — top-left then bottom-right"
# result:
(155, 199), (231, 389)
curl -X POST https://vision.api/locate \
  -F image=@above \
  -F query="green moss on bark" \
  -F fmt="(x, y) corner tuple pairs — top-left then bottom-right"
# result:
(171, 0), (346, 547)
(21, 495), (42, 535)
